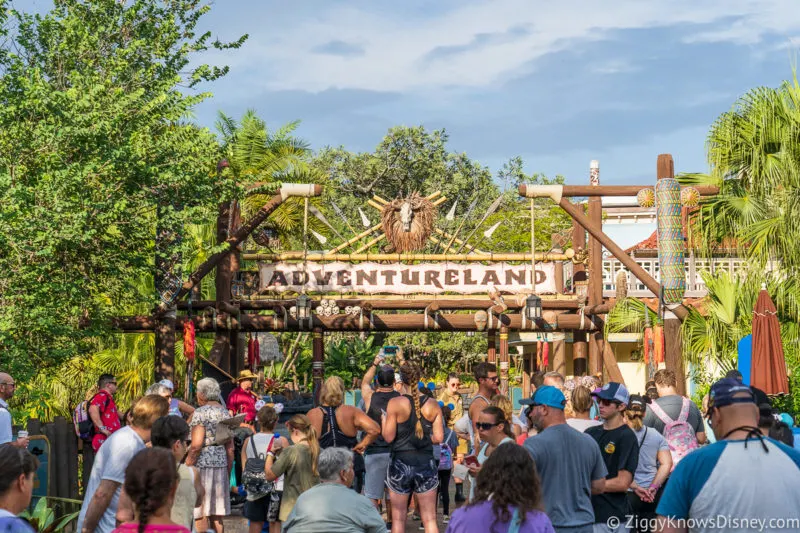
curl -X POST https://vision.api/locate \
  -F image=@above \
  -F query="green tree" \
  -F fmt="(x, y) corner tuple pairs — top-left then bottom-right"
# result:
(0, 0), (245, 380)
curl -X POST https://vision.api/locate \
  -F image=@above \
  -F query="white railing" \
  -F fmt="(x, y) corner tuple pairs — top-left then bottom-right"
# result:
(601, 256), (751, 298)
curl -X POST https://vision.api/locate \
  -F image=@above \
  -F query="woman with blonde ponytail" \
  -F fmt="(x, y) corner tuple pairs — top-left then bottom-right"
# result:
(383, 361), (444, 533)
(264, 414), (320, 525)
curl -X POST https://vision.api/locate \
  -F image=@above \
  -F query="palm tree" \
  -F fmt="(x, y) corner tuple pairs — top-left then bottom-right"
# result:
(216, 110), (327, 249)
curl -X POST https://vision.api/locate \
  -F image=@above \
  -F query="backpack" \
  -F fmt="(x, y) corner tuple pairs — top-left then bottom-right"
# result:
(649, 397), (699, 469)
(439, 429), (454, 471)
(242, 434), (276, 499)
(72, 393), (108, 442)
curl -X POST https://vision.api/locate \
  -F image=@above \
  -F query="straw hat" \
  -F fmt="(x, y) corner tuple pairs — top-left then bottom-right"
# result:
(236, 370), (258, 382)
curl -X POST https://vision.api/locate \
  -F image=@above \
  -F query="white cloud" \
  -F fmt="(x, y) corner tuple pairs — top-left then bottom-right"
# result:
(212, 0), (800, 93)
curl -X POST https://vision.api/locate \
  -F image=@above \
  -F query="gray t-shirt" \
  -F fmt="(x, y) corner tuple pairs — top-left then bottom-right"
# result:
(632, 427), (669, 488)
(76, 426), (145, 533)
(523, 424), (608, 530)
(282, 482), (385, 533)
(643, 395), (704, 436)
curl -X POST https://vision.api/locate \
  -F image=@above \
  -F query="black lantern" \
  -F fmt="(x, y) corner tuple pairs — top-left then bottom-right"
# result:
(525, 294), (542, 320)
(296, 294), (312, 320)
(348, 355), (356, 367)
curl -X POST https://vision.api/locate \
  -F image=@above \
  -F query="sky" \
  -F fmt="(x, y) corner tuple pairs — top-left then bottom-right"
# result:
(176, 0), (800, 186)
(20, 0), (800, 185)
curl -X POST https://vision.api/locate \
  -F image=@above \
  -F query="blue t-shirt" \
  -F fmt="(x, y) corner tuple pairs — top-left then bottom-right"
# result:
(0, 513), (36, 533)
(657, 437), (800, 533)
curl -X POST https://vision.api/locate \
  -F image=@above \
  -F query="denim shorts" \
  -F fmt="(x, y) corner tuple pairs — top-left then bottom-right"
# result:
(385, 456), (439, 495)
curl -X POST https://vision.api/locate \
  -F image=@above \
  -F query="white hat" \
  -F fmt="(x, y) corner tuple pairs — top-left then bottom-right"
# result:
(158, 379), (175, 391)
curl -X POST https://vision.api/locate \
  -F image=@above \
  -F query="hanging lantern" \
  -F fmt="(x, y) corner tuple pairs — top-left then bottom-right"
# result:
(348, 356), (356, 367)
(525, 294), (542, 320)
(296, 294), (312, 320)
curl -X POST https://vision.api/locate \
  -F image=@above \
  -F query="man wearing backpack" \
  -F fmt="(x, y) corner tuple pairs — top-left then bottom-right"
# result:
(643, 369), (707, 465)
(657, 378), (800, 532)
(88, 374), (121, 452)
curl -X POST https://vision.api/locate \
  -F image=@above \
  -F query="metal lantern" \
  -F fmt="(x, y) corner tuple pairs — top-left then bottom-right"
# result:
(296, 294), (312, 320)
(348, 356), (356, 367)
(525, 294), (542, 321)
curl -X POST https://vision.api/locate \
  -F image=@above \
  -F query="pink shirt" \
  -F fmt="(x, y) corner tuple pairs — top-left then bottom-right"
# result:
(113, 523), (190, 533)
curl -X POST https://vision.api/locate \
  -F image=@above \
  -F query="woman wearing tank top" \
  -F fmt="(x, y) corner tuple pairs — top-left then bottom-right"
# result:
(382, 362), (444, 533)
(467, 406), (515, 502)
(242, 406), (289, 533)
(307, 376), (381, 492)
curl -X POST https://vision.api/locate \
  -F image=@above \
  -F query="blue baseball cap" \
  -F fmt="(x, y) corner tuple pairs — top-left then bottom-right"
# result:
(708, 378), (755, 411)
(519, 385), (566, 410)
(592, 382), (630, 406)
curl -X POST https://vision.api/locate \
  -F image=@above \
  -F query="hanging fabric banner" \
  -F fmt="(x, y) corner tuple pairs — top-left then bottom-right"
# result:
(259, 262), (556, 295)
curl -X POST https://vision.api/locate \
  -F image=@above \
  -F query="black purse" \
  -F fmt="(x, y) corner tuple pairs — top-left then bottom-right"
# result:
(242, 435), (276, 499)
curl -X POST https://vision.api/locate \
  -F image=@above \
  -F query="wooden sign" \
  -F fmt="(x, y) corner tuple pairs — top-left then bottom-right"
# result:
(259, 262), (556, 295)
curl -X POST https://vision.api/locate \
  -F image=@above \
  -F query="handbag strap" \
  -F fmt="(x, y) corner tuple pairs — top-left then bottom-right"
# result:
(251, 434), (276, 460)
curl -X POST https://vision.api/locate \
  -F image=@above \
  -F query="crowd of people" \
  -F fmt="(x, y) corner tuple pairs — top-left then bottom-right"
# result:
(2, 359), (800, 533)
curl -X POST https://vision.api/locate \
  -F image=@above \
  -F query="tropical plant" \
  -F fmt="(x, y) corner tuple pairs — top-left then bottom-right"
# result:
(19, 497), (80, 533)
(324, 335), (380, 387)
(216, 110), (327, 250)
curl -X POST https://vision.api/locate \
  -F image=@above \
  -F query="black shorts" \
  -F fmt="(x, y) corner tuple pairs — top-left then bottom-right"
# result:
(386, 457), (439, 495)
(243, 491), (282, 523)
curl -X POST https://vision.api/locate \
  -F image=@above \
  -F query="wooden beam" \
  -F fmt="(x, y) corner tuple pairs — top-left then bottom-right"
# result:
(177, 298), (609, 312)
(242, 250), (575, 262)
(519, 184), (719, 197)
(312, 328), (324, 405)
(164, 184), (323, 310)
(556, 198), (689, 320)
(112, 312), (603, 332)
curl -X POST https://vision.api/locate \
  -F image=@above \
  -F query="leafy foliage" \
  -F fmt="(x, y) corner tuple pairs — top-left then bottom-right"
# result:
(323, 335), (380, 386)
(0, 0), (244, 381)
(19, 497), (79, 533)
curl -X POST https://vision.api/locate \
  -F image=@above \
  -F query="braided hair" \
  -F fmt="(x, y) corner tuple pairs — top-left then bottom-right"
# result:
(400, 362), (424, 439)
(123, 448), (178, 533)
(286, 414), (320, 477)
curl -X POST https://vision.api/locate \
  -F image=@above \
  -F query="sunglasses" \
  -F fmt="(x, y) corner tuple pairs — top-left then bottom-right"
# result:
(475, 422), (500, 431)
(598, 398), (622, 407)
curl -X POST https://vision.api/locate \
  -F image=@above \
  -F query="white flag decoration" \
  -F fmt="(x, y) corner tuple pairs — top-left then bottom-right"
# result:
(446, 200), (458, 221)
(483, 221), (502, 239)
(358, 208), (371, 228)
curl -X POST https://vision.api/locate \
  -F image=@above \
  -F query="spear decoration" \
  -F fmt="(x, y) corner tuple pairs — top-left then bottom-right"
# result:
(446, 199), (458, 221)
(455, 195), (504, 253)
(310, 229), (327, 245)
(308, 204), (345, 241)
(358, 208), (371, 228)
(483, 221), (502, 239)
(330, 200), (357, 235)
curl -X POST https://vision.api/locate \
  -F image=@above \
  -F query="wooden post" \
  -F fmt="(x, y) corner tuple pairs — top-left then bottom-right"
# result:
(213, 200), (241, 377)
(571, 213), (588, 376)
(552, 233), (565, 294)
(487, 330), (497, 363)
(522, 352), (532, 399)
(588, 161), (604, 377)
(658, 154), (687, 395)
(312, 328), (325, 405)
(155, 310), (176, 382)
(552, 332), (566, 377)
(499, 327), (509, 396)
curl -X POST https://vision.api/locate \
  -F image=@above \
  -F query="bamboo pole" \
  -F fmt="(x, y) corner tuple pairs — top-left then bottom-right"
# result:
(353, 234), (385, 254)
(242, 250), (575, 262)
(433, 228), (480, 253)
(328, 223), (383, 254)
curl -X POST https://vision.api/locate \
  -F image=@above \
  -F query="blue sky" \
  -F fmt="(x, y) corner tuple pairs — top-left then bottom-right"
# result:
(23, 0), (800, 185)
(187, 0), (800, 185)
